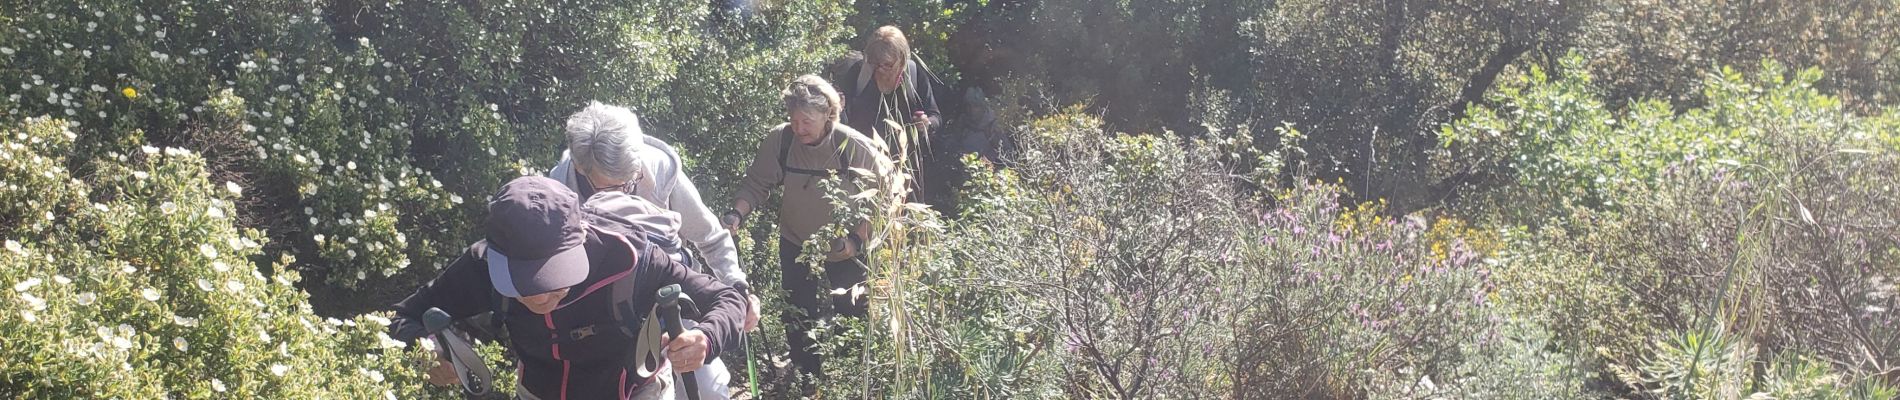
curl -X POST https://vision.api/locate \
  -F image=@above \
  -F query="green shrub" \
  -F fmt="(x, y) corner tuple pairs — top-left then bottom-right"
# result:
(0, 117), (447, 398)
(813, 111), (1517, 398)
(1461, 59), (1900, 394)
(1609, 325), (1897, 399)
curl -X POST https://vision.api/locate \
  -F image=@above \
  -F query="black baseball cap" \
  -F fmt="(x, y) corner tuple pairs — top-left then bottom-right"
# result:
(484, 176), (591, 298)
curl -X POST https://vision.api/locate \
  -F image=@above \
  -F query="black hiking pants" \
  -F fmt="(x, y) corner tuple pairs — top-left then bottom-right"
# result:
(776, 238), (868, 380)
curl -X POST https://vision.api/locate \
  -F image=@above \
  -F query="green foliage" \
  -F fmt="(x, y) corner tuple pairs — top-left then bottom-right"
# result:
(815, 111), (1512, 398)
(0, 117), (449, 398)
(1610, 325), (1897, 400)
(1466, 58), (1900, 398)
(1443, 56), (1899, 223)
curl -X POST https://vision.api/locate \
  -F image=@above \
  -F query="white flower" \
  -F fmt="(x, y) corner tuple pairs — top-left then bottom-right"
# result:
(211, 379), (226, 392)
(346, 161), (356, 170)
(173, 337), (188, 351)
(19, 293), (45, 311)
(20, 310), (34, 323)
(226, 181), (243, 196)
(76, 292), (95, 306)
(283, 116), (295, 126)
(270, 363), (289, 376)
(132, 171), (149, 180)
(172, 314), (199, 327)
(92, 203), (108, 213)
(4, 240), (20, 254)
(159, 202), (176, 215)
(121, 264), (137, 274)
(52, 275), (68, 285)
(363, 368), (384, 382)
(141, 145), (159, 155)
(207, 206), (225, 219)
(197, 279), (214, 292)
(212, 261), (230, 272)
(375, 332), (406, 349)
(449, 194), (464, 204)
(304, 207), (314, 215)
(313, 233), (325, 243)
(13, 277), (41, 292)
(141, 287), (161, 301)
(363, 314), (391, 326)
(0, 47), (12, 55)
(226, 280), (245, 293)
(199, 243), (217, 258)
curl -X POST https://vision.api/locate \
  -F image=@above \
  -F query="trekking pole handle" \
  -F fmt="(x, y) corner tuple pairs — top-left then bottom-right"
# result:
(422, 307), (494, 397)
(657, 284), (702, 400)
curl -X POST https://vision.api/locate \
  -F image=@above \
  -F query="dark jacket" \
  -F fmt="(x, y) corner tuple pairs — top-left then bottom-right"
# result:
(390, 223), (745, 399)
(840, 57), (943, 149)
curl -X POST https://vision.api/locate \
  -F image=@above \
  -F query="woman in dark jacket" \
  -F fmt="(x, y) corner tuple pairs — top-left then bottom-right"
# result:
(390, 176), (746, 400)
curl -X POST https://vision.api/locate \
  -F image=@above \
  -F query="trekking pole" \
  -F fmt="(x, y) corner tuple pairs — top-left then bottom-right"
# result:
(656, 284), (702, 400)
(423, 307), (496, 398)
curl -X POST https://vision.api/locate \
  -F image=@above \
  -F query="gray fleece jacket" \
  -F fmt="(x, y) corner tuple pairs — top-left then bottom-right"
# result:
(550, 137), (746, 286)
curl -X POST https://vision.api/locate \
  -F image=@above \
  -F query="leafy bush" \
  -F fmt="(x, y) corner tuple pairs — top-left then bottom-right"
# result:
(0, 117), (445, 398)
(1610, 325), (1897, 399)
(808, 110), (1521, 398)
(1458, 59), (1900, 396)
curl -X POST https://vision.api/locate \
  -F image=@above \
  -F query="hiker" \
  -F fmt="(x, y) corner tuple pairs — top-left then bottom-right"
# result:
(840, 26), (942, 145)
(390, 176), (747, 400)
(837, 25), (961, 211)
(723, 75), (892, 382)
(548, 102), (758, 400)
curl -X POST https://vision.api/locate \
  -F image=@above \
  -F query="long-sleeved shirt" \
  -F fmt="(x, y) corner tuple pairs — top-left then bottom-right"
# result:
(734, 123), (892, 244)
(550, 136), (745, 286)
(390, 226), (745, 399)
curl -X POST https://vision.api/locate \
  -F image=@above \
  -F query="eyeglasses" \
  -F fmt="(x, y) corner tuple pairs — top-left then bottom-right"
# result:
(582, 171), (638, 194)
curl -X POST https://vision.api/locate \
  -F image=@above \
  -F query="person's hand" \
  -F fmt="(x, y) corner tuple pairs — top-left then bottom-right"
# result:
(425, 356), (460, 386)
(743, 294), (763, 332)
(720, 211), (743, 233)
(824, 235), (857, 262)
(911, 111), (930, 136)
(663, 329), (711, 373)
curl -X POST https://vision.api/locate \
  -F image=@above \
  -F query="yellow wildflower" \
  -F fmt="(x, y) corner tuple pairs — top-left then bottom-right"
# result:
(121, 87), (138, 99)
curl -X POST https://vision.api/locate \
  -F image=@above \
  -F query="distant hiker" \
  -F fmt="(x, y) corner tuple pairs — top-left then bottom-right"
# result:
(723, 75), (892, 383)
(837, 26), (950, 201)
(549, 102), (756, 400)
(389, 176), (748, 400)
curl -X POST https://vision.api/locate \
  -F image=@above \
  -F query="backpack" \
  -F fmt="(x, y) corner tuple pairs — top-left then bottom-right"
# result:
(471, 201), (696, 347)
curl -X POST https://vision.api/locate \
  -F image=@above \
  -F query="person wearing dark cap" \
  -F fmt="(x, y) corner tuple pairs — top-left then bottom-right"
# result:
(389, 176), (746, 400)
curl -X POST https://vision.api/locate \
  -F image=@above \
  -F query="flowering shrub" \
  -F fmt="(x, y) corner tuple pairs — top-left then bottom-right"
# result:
(0, 0), (855, 317)
(811, 111), (1508, 398)
(0, 117), (447, 398)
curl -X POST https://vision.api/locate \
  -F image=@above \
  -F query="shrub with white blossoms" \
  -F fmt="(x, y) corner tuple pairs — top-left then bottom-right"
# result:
(0, 118), (453, 398)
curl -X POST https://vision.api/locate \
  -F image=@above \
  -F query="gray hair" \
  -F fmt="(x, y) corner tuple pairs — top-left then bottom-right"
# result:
(782, 74), (842, 121)
(565, 102), (645, 183)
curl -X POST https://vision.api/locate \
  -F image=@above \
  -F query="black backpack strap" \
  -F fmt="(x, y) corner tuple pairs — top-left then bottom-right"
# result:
(779, 127), (854, 177)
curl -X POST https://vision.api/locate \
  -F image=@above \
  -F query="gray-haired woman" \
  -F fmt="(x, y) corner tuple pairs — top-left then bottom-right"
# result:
(725, 75), (892, 384)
